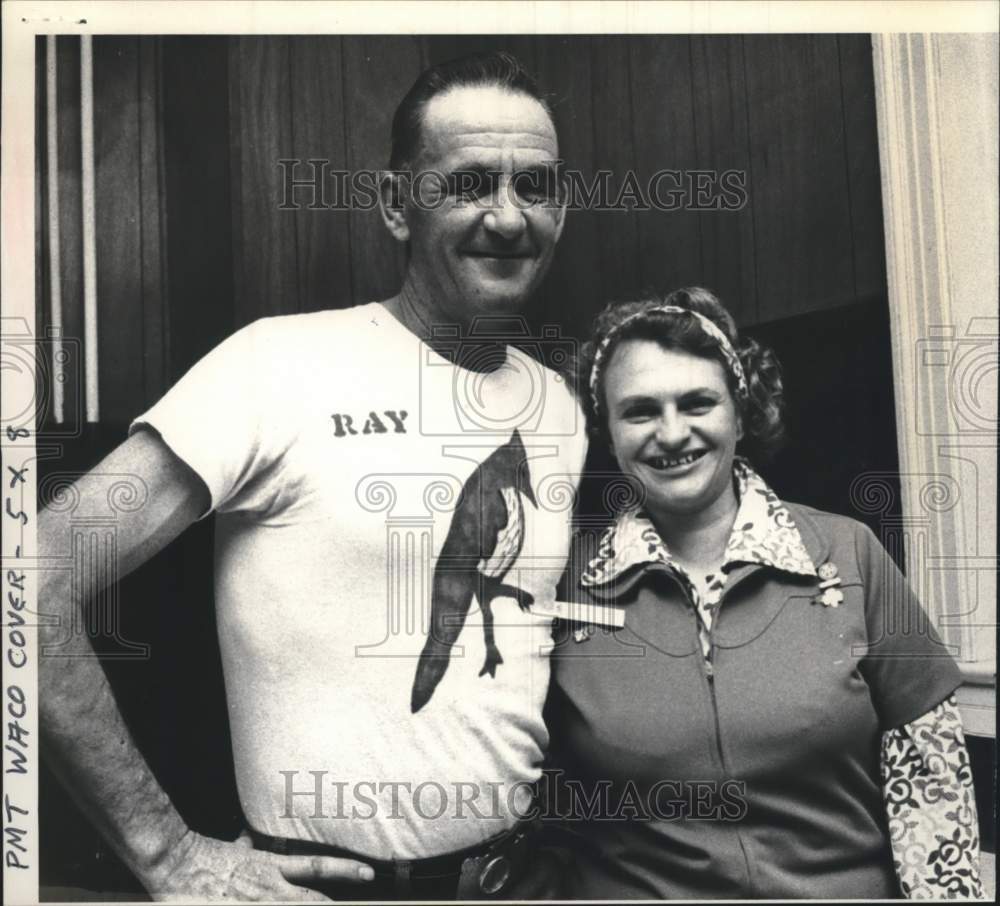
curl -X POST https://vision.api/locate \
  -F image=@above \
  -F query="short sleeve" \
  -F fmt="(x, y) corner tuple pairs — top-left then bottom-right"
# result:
(129, 320), (275, 516)
(855, 523), (963, 730)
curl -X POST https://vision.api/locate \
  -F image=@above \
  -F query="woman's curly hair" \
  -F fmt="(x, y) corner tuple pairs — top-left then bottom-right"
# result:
(579, 286), (786, 462)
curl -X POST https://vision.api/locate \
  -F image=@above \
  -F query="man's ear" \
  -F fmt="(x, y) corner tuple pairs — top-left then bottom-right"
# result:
(379, 171), (410, 242)
(552, 172), (568, 243)
(553, 196), (567, 244)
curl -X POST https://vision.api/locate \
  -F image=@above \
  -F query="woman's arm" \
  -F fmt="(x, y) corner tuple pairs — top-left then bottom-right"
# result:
(880, 694), (983, 899)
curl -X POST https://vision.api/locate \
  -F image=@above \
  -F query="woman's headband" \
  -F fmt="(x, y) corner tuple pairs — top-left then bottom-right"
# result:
(588, 305), (749, 418)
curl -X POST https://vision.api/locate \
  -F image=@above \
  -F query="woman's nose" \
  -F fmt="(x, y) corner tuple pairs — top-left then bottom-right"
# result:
(654, 411), (690, 447)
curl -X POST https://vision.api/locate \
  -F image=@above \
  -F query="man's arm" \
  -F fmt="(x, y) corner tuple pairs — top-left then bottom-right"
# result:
(39, 428), (373, 900)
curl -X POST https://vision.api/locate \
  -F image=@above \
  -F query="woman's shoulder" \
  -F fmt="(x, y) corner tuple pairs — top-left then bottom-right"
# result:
(781, 500), (888, 577)
(783, 500), (869, 535)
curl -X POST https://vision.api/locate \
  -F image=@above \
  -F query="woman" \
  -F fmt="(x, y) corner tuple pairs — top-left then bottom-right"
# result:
(543, 288), (982, 899)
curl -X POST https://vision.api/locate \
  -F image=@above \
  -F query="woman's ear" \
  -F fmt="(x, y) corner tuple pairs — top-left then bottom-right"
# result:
(379, 171), (410, 242)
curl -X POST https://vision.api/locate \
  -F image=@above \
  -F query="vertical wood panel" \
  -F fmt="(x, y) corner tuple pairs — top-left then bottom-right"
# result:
(629, 37), (705, 295)
(535, 36), (604, 334)
(93, 36), (145, 423)
(56, 36), (84, 426)
(837, 34), (888, 306)
(288, 37), (353, 313)
(341, 36), (423, 304)
(423, 34), (492, 66)
(36, 37), (48, 375)
(230, 37), (299, 324)
(162, 37), (234, 380)
(690, 36), (758, 325)
(743, 35), (857, 322)
(138, 39), (167, 409)
(589, 37), (641, 303)
(422, 35), (540, 73)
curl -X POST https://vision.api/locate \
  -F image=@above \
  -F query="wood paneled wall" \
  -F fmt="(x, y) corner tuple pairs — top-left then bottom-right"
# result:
(36, 36), (167, 427)
(229, 34), (886, 334)
(37, 34), (886, 426)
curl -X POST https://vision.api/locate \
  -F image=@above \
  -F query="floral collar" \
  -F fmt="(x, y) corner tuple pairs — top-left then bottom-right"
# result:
(580, 459), (817, 589)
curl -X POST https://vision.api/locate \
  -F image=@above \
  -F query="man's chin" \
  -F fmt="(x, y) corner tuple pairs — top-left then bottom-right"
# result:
(465, 286), (536, 318)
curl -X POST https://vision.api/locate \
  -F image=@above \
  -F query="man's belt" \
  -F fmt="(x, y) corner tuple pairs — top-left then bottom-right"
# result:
(248, 820), (536, 899)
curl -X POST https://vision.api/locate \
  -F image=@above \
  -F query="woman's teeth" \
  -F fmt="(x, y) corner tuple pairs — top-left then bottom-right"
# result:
(647, 451), (705, 469)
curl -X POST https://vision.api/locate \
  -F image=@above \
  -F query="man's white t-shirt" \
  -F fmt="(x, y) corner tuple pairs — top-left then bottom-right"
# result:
(131, 302), (587, 859)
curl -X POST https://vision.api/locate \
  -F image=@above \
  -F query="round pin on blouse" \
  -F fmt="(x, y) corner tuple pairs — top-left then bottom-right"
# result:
(818, 562), (839, 581)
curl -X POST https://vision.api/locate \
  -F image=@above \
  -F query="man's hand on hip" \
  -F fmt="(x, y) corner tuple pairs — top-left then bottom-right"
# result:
(144, 829), (375, 901)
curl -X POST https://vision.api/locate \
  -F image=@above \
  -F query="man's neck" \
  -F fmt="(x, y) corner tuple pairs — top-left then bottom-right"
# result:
(381, 283), (436, 339)
(381, 285), (512, 374)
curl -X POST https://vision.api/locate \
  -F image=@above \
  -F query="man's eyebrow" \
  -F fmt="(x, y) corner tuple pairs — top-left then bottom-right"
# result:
(515, 161), (562, 176)
(441, 162), (499, 178)
(436, 160), (563, 177)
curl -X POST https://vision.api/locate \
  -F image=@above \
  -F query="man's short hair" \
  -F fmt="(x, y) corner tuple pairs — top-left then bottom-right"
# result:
(388, 51), (555, 172)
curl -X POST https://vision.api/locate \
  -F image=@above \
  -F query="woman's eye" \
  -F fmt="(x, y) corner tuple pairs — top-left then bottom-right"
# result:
(621, 406), (656, 421)
(681, 397), (716, 414)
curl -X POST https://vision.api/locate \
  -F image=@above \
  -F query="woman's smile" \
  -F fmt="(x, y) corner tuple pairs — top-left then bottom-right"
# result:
(640, 449), (708, 472)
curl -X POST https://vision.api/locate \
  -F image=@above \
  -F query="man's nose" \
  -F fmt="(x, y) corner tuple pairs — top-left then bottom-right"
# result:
(482, 179), (527, 239)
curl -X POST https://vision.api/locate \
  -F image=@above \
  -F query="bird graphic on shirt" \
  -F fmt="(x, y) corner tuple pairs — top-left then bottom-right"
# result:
(410, 429), (537, 713)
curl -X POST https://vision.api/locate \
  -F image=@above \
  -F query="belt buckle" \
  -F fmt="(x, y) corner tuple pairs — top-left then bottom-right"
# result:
(478, 853), (512, 894)
(457, 829), (526, 898)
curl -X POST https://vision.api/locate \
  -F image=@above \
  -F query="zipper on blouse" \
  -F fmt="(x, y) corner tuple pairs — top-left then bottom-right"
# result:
(690, 604), (724, 761)
(704, 650), (725, 769)
(706, 587), (757, 895)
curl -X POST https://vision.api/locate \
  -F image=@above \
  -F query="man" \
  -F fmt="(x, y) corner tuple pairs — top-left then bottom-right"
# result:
(39, 51), (586, 900)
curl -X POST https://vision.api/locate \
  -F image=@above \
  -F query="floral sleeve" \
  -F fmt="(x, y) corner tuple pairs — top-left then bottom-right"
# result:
(881, 694), (984, 899)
